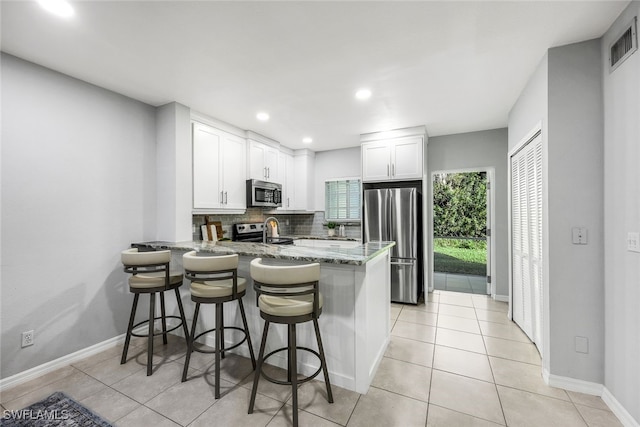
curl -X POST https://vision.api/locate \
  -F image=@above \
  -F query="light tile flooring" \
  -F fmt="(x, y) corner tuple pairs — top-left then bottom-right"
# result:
(0, 291), (623, 426)
(434, 272), (488, 294)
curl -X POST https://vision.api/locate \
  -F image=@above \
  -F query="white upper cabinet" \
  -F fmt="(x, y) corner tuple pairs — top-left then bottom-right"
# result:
(277, 151), (295, 210)
(192, 122), (246, 211)
(361, 129), (425, 182)
(248, 139), (279, 182)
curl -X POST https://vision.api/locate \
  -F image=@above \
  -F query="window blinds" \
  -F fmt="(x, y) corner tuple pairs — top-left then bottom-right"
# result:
(325, 179), (361, 220)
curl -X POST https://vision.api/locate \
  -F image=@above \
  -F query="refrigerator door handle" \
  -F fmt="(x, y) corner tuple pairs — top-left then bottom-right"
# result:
(391, 261), (416, 266)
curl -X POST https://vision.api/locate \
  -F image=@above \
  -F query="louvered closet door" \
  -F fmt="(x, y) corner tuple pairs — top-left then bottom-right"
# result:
(511, 133), (543, 350)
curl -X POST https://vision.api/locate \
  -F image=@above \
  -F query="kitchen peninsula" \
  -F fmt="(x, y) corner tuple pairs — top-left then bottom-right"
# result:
(133, 240), (395, 394)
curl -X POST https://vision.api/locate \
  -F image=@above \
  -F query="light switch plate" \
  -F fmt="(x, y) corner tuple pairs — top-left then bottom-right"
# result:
(627, 232), (640, 252)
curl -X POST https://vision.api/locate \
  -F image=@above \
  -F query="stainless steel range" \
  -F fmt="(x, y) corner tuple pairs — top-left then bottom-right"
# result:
(232, 222), (294, 245)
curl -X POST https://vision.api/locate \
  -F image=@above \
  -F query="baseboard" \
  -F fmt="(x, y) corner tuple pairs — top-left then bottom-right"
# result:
(0, 327), (145, 393)
(544, 369), (604, 395)
(494, 294), (509, 302)
(602, 387), (640, 427)
(543, 370), (639, 427)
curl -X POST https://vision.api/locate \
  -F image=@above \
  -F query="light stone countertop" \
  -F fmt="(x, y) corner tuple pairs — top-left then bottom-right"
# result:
(132, 240), (394, 266)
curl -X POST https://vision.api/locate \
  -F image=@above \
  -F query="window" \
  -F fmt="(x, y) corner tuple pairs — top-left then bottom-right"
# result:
(325, 178), (361, 221)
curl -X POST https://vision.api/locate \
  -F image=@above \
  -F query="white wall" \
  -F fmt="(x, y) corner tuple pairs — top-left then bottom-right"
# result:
(313, 147), (361, 211)
(0, 54), (157, 378)
(427, 128), (509, 298)
(156, 102), (192, 241)
(602, 1), (640, 423)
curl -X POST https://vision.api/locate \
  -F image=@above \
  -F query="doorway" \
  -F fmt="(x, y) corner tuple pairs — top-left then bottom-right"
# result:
(431, 170), (492, 295)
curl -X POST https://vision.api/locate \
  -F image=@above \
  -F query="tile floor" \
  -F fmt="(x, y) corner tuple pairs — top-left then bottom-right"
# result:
(434, 273), (488, 294)
(0, 290), (623, 426)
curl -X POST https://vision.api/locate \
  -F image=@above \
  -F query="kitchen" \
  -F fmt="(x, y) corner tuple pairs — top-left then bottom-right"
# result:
(2, 1), (639, 426)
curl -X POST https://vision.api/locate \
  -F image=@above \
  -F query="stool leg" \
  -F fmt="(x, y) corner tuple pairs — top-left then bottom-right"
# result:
(220, 303), (225, 360)
(160, 292), (168, 345)
(174, 287), (189, 346)
(215, 302), (222, 399)
(182, 302), (200, 382)
(248, 320), (270, 414)
(147, 292), (156, 376)
(313, 318), (333, 403)
(238, 299), (256, 369)
(287, 328), (292, 383)
(290, 323), (298, 427)
(121, 293), (139, 365)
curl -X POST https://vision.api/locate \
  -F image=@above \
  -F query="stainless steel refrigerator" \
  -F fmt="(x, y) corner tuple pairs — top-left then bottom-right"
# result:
(363, 185), (422, 304)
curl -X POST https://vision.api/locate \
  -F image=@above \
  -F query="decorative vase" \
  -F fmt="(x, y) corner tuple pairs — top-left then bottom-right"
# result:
(328, 229), (336, 237)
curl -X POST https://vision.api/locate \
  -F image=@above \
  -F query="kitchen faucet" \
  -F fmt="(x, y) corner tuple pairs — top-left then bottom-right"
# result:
(263, 217), (279, 244)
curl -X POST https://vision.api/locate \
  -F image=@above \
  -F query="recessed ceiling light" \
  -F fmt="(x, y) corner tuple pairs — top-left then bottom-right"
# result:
(355, 89), (372, 100)
(302, 137), (313, 144)
(256, 112), (270, 122)
(38, 0), (74, 18)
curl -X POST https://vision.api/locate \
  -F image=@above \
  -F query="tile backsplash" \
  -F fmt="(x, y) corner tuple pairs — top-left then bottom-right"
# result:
(192, 209), (362, 241)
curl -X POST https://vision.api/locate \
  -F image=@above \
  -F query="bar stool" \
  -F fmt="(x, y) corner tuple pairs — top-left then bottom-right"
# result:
(120, 248), (189, 376)
(248, 258), (333, 427)
(181, 251), (256, 399)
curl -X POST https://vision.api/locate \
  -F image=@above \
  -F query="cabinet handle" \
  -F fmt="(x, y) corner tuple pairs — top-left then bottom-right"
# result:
(264, 167), (267, 178)
(220, 191), (224, 204)
(287, 197), (290, 208)
(267, 167), (270, 178)
(387, 164), (390, 177)
(224, 191), (228, 204)
(392, 163), (395, 177)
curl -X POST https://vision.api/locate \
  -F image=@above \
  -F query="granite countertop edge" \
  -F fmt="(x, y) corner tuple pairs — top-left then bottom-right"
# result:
(132, 240), (395, 266)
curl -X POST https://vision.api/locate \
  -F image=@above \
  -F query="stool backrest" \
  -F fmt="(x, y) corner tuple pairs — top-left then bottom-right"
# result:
(121, 248), (172, 288)
(183, 251), (241, 298)
(250, 258), (321, 316)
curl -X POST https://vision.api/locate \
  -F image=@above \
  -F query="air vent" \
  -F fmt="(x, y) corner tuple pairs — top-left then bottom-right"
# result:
(609, 16), (637, 73)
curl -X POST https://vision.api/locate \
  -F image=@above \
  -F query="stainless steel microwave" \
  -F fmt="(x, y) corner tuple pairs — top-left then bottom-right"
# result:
(246, 179), (282, 208)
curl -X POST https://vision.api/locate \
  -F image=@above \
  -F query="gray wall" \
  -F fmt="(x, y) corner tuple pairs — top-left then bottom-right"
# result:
(508, 39), (606, 385)
(427, 128), (509, 298)
(602, 1), (640, 423)
(313, 147), (361, 211)
(547, 39), (605, 385)
(1, 54), (157, 378)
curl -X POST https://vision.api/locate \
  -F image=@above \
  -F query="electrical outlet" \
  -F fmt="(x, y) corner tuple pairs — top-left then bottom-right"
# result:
(21, 330), (34, 348)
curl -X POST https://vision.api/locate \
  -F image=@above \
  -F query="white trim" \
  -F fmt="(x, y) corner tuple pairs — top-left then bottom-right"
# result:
(0, 327), (144, 392)
(542, 370), (639, 427)
(494, 294), (509, 302)
(544, 369), (604, 396)
(602, 387), (640, 427)
(360, 125), (426, 143)
(190, 112), (246, 139)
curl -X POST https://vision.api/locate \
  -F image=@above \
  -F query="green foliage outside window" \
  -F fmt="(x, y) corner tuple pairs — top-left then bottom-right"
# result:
(433, 172), (487, 238)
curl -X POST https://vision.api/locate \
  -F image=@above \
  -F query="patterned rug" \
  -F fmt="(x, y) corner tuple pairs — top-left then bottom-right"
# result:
(1, 392), (112, 426)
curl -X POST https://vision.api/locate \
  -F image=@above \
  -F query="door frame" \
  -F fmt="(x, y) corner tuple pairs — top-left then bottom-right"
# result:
(428, 167), (496, 297)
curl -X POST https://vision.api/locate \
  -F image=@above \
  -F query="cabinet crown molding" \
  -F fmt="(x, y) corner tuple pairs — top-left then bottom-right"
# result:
(191, 112), (246, 139)
(360, 125), (427, 143)
(246, 130), (281, 149)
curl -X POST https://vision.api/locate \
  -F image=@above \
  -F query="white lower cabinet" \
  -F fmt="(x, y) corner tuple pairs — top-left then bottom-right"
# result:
(192, 122), (246, 211)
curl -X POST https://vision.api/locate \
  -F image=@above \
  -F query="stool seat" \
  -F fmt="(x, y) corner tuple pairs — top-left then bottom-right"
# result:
(258, 293), (324, 317)
(129, 271), (183, 288)
(190, 277), (247, 298)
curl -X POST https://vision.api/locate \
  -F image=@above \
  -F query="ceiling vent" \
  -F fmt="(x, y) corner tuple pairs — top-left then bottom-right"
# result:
(609, 16), (637, 73)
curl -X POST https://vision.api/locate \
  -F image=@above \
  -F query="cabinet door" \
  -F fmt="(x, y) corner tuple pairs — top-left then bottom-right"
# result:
(277, 152), (294, 210)
(391, 136), (423, 180)
(248, 140), (267, 180)
(264, 146), (279, 181)
(221, 132), (247, 209)
(362, 141), (391, 182)
(193, 123), (221, 209)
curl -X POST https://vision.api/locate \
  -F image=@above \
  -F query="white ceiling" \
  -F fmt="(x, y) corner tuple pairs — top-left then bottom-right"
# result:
(1, 1), (629, 151)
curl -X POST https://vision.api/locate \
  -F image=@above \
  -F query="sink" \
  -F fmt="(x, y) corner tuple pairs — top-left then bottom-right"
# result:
(266, 237), (294, 245)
